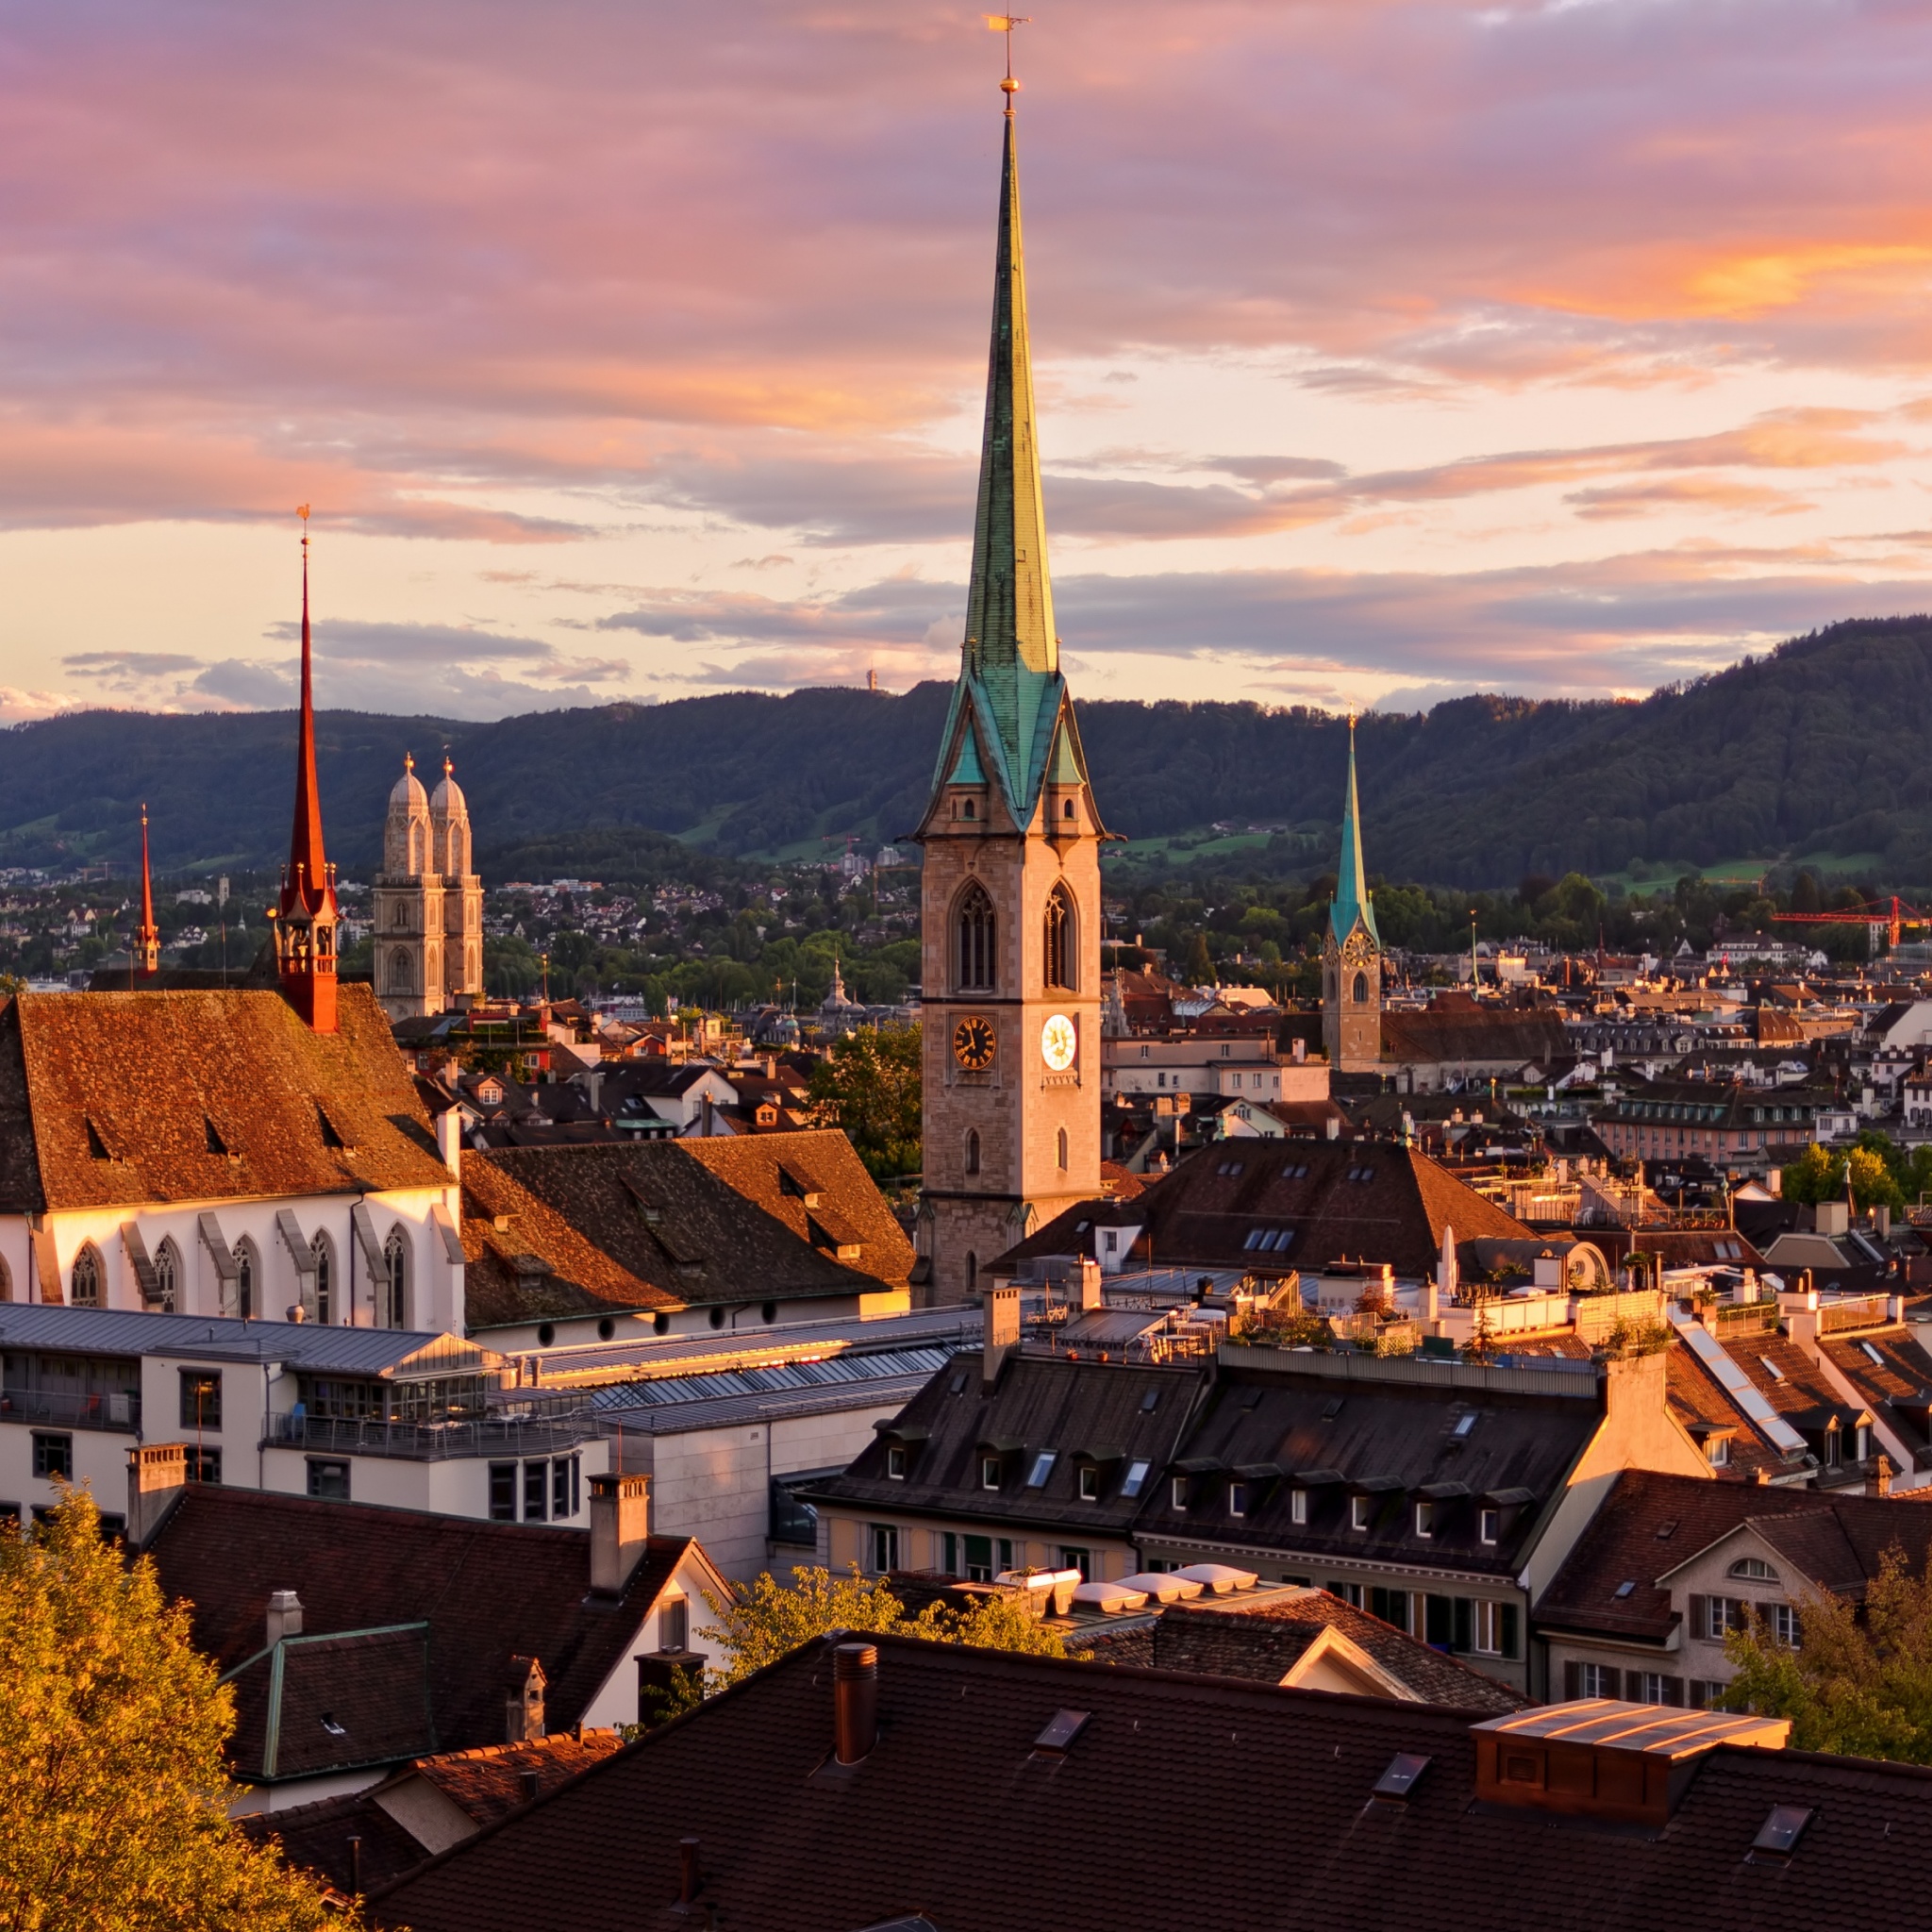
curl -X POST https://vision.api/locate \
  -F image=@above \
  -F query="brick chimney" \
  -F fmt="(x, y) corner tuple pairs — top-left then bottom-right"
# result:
(589, 1471), (652, 1596)
(266, 1590), (304, 1647)
(504, 1654), (547, 1741)
(982, 1284), (1020, 1389)
(125, 1442), (187, 1550)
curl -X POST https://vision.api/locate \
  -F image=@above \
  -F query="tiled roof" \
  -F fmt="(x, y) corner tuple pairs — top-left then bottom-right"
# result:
(458, 1129), (912, 1326)
(0, 986), (450, 1212)
(1535, 1469), (1932, 1642)
(1380, 1008), (1566, 1067)
(145, 1487), (698, 1772)
(1001, 1141), (1534, 1280)
(373, 1631), (1932, 1932)
(1822, 1325), (1932, 1469)
(805, 1350), (1208, 1535)
(1151, 1591), (1524, 1713)
(225, 1624), (436, 1781)
(411, 1729), (627, 1827)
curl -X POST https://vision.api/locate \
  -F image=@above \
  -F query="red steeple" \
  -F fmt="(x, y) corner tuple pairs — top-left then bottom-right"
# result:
(274, 507), (339, 1030)
(134, 805), (160, 976)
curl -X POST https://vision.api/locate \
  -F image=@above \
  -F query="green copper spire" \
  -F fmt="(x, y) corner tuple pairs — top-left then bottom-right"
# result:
(1331, 716), (1380, 945)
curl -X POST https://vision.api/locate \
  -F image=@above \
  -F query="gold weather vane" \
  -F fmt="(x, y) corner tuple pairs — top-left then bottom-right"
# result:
(986, 14), (1029, 94)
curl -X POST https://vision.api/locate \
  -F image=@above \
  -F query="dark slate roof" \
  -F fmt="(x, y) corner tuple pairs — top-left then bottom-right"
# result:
(801, 1351), (1208, 1537)
(1381, 1006), (1567, 1068)
(1131, 1356), (1607, 1576)
(0, 986), (451, 1213)
(373, 1631), (1932, 1932)
(1150, 1591), (1524, 1713)
(458, 1129), (912, 1326)
(225, 1624), (437, 1781)
(1001, 1141), (1534, 1280)
(1535, 1468), (1932, 1643)
(145, 1487), (694, 1771)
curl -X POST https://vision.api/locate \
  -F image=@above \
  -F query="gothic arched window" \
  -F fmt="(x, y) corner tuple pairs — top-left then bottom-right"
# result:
(382, 1228), (408, 1329)
(1043, 883), (1076, 991)
(154, 1237), (180, 1315)
(1352, 971), (1370, 1004)
(965, 1129), (981, 1176)
(231, 1238), (258, 1320)
(1057, 1126), (1069, 1172)
(390, 948), (414, 994)
(408, 824), (425, 873)
(311, 1233), (335, 1326)
(956, 884), (996, 991)
(70, 1242), (104, 1308)
(965, 1251), (978, 1295)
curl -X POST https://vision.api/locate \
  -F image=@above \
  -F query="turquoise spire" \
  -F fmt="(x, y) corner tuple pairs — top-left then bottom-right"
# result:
(1330, 716), (1379, 946)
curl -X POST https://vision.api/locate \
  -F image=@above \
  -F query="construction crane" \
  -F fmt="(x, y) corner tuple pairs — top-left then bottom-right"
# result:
(1772, 894), (1930, 950)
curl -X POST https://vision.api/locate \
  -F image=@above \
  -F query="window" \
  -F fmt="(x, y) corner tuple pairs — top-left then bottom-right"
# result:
(1771, 1603), (1802, 1648)
(1291, 1488), (1307, 1525)
(869, 1524), (899, 1574)
(1351, 1494), (1372, 1531)
(1228, 1480), (1249, 1517)
(1172, 1475), (1189, 1510)
(1328, 1580), (1363, 1608)
(179, 1371), (222, 1430)
(1062, 797), (1074, 821)
(1025, 1451), (1057, 1489)
(660, 1596), (689, 1652)
(1479, 1507), (1500, 1545)
(311, 1234), (334, 1326)
(1043, 884), (1076, 991)
(1824, 1423), (1841, 1469)
(31, 1434), (72, 1480)
(1728, 1557), (1778, 1582)
(964, 1533), (993, 1583)
(153, 1239), (178, 1314)
(524, 1460), (548, 1522)
(1121, 1459), (1150, 1499)
(553, 1456), (575, 1519)
(1576, 1662), (1617, 1699)
(1352, 971), (1369, 1004)
(1472, 1599), (1518, 1657)
(965, 1129), (980, 1176)
(966, 1252), (978, 1295)
(981, 1455), (1001, 1491)
(1369, 1587), (1411, 1633)
(956, 883), (997, 991)
(1705, 1596), (1746, 1640)
(231, 1238), (257, 1320)
(997, 1537), (1016, 1573)
(185, 1447), (221, 1485)
(1630, 1672), (1676, 1704)
(1078, 1464), (1099, 1502)
(1060, 1546), (1091, 1579)
(306, 1458), (349, 1500)
(1056, 1127), (1069, 1172)
(489, 1461), (517, 1522)
(70, 1243), (103, 1309)
(382, 1229), (408, 1329)
(1414, 1500), (1435, 1539)
(887, 1444), (908, 1480)
(1707, 1435), (1731, 1469)
(1857, 1424), (1872, 1462)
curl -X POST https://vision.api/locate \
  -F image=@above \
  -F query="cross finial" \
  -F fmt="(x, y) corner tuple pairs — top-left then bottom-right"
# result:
(404, 751), (414, 774)
(987, 13), (1029, 98)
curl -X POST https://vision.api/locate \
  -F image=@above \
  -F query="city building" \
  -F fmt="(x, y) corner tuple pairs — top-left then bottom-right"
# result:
(373, 756), (485, 1022)
(1322, 721), (1383, 1074)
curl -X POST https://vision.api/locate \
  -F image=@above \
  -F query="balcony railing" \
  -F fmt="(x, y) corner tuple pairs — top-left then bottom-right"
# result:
(265, 1410), (602, 1462)
(0, 1387), (142, 1433)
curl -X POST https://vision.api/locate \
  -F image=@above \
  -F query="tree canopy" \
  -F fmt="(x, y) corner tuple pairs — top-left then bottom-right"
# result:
(806, 1023), (922, 1177)
(0, 1489), (352, 1931)
(1782, 1130), (1932, 1210)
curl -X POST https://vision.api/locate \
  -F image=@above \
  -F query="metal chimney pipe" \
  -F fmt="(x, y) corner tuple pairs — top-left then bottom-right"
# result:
(678, 1837), (701, 1905)
(833, 1641), (878, 1764)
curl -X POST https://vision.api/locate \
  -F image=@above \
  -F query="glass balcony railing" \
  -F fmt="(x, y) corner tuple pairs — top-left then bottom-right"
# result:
(0, 1387), (142, 1432)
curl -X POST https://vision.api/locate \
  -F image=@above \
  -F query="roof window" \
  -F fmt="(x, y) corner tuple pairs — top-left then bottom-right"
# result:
(1861, 1341), (1886, 1366)
(1024, 1451), (1058, 1489)
(1751, 1805), (1813, 1860)
(1121, 1458), (1151, 1498)
(1453, 1412), (1477, 1439)
(1372, 1753), (1430, 1802)
(1032, 1709), (1091, 1757)
(1757, 1356), (1787, 1384)
(1280, 1162), (1309, 1179)
(1215, 1159), (1245, 1177)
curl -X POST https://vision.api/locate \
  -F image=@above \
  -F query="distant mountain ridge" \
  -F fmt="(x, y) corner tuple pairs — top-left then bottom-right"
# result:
(7, 617), (1931, 891)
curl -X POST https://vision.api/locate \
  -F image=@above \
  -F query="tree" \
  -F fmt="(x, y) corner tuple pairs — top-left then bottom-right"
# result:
(1184, 932), (1214, 984)
(700, 1565), (1067, 1689)
(0, 1488), (353, 1930)
(806, 1023), (922, 1177)
(1782, 1135), (1915, 1210)
(1723, 1544), (1932, 1762)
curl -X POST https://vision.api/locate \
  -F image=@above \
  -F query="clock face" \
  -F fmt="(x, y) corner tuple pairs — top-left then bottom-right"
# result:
(1041, 1012), (1077, 1073)
(952, 1014), (996, 1071)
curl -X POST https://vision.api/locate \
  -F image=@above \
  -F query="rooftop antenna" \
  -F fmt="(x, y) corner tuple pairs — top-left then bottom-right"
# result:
(987, 12), (1029, 100)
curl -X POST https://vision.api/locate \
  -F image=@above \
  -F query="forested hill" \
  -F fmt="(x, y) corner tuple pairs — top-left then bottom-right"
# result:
(6, 616), (1932, 891)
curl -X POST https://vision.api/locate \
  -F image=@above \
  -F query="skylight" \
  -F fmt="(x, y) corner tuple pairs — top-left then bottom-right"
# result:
(1025, 1451), (1058, 1489)
(1757, 1356), (1787, 1384)
(1121, 1459), (1151, 1498)
(1862, 1341), (1887, 1366)
(1453, 1412), (1477, 1439)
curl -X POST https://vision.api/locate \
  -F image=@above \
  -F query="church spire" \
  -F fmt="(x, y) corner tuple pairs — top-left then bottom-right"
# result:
(284, 506), (328, 906)
(958, 84), (1058, 798)
(275, 507), (339, 1030)
(1331, 715), (1379, 946)
(134, 805), (159, 976)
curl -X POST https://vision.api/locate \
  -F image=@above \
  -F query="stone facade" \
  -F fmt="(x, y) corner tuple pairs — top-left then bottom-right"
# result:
(375, 757), (484, 1022)
(1323, 922), (1383, 1072)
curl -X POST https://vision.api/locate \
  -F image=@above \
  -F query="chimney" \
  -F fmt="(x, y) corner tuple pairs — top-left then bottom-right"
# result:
(589, 1472), (652, 1595)
(125, 1442), (187, 1549)
(1875, 1453), (1895, 1497)
(266, 1589), (304, 1647)
(435, 1106), (463, 1175)
(519, 1768), (541, 1804)
(1291, 1037), (1306, 1064)
(505, 1655), (547, 1742)
(1875, 1203), (1892, 1239)
(1325, 1116), (1340, 1141)
(982, 1284), (1020, 1388)
(833, 1641), (878, 1764)
(1076, 1258), (1103, 1309)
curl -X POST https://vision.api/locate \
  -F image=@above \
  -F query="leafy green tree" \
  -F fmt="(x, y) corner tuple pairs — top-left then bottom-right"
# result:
(806, 1023), (922, 1177)
(1782, 1135), (1916, 1210)
(0, 1488), (353, 1930)
(1723, 1544), (1932, 1762)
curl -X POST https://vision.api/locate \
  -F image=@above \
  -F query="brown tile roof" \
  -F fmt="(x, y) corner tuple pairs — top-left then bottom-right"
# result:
(1151, 1591), (1524, 1713)
(1822, 1326), (1932, 1470)
(1002, 1141), (1535, 1280)
(373, 1630), (1932, 1932)
(145, 1486), (699, 1776)
(458, 1129), (911, 1326)
(225, 1624), (437, 1781)
(410, 1729), (626, 1827)
(242, 1790), (427, 1897)
(0, 986), (449, 1213)
(1380, 1008), (1566, 1068)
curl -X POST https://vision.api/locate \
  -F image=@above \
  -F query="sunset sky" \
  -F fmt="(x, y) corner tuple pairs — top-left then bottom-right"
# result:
(7, 0), (1932, 723)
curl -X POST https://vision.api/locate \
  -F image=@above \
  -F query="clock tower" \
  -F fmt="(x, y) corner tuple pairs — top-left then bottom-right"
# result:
(913, 91), (1107, 1307)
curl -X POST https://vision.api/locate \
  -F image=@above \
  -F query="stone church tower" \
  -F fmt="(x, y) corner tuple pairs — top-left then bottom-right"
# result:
(913, 94), (1107, 1307)
(373, 755), (484, 1022)
(1322, 720), (1383, 1073)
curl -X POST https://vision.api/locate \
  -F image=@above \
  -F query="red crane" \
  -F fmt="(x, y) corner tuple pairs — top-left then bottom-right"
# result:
(1772, 895), (1928, 949)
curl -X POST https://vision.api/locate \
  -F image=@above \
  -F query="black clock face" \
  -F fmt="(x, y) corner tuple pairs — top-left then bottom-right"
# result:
(952, 1014), (996, 1071)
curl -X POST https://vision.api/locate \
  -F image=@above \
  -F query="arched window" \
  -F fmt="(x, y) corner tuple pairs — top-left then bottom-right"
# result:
(382, 1229), (408, 1329)
(153, 1237), (179, 1315)
(70, 1243), (103, 1308)
(231, 1238), (258, 1320)
(1728, 1557), (1779, 1582)
(390, 948), (414, 994)
(956, 884), (996, 991)
(965, 1129), (981, 1176)
(1352, 971), (1369, 1004)
(1057, 1126), (1069, 1171)
(1062, 797), (1074, 821)
(960, 797), (975, 821)
(310, 1233), (335, 1326)
(408, 824), (424, 873)
(965, 1251), (978, 1294)
(0, 1254), (11, 1303)
(1043, 883), (1076, 991)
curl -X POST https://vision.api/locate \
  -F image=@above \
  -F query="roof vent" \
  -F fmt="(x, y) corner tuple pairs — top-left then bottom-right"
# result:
(1751, 1804), (1814, 1860)
(1372, 1753), (1430, 1802)
(1032, 1708), (1091, 1758)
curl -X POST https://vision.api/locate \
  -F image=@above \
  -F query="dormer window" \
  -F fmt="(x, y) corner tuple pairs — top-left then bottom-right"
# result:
(1228, 1481), (1248, 1518)
(1479, 1507), (1500, 1544)
(1291, 1489), (1307, 1524)
(886, 1444), (908, 1480)
(1171, 1475), (1188, 1511)
(980, 1455), (1001, 1491)
(1414, 1500), (1435, 1539)
(1077, 1464), (1099, 1502)
(1351, 1494), (1372, 1531)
